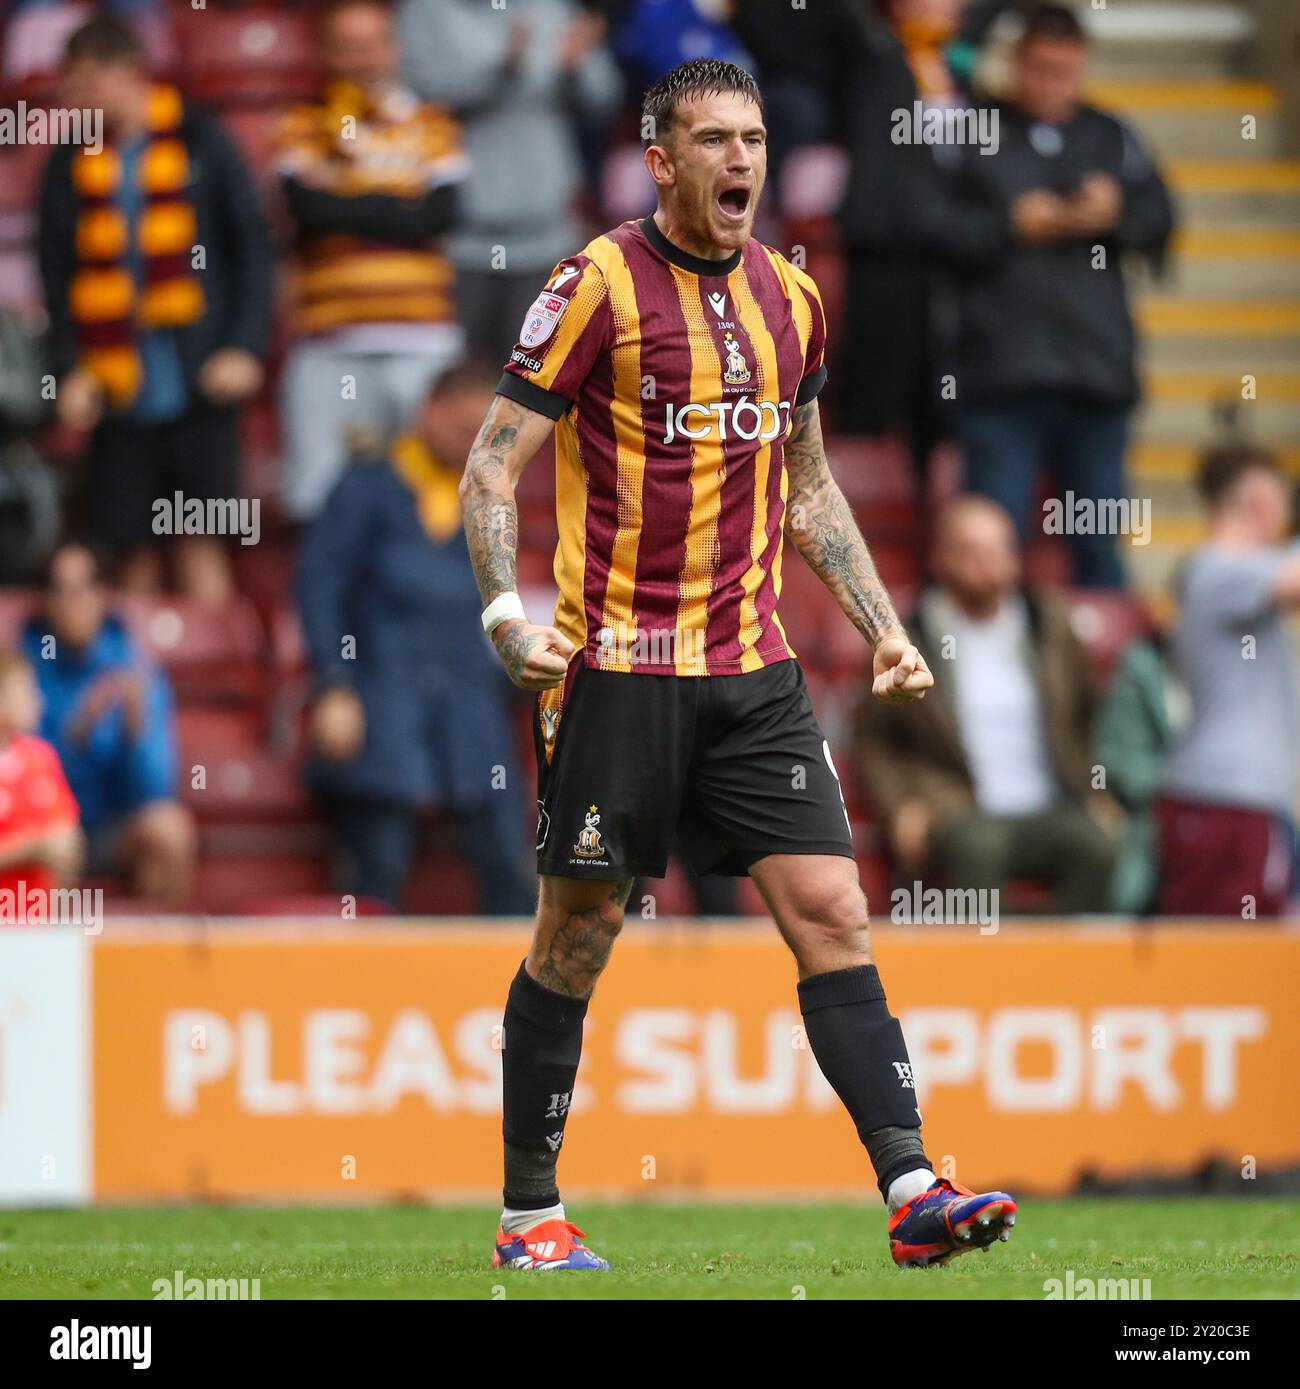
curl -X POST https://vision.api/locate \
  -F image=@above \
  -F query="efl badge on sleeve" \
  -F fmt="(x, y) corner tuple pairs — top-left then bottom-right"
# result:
(519, 293), (568, 349)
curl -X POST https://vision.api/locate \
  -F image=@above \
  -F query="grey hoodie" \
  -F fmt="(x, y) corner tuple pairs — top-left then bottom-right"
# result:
(399, 0), (622, 275)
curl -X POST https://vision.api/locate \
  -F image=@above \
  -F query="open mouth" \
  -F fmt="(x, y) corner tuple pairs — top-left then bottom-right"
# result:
(717, 185), (751, 221)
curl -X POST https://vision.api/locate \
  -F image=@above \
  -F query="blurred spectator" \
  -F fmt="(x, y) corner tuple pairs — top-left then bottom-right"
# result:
(399, 0), (622, 364)
(277, 0), (468, 522)
(1156, 446), (1300, 918)
(0, 305), (62, 583)
(950, 2), (1175, 587)
(22, 543), (195, 904)
(835, 0), (1009, 472)
(38, 14), (273, 606)
(1093, 630), (1188, 915)
(613, 0), (751, 91)
(0, 649), (83, 922)
(730, 0), (859, 187)
(297, 362), (534, 914)
(854, 495), (1117, 913)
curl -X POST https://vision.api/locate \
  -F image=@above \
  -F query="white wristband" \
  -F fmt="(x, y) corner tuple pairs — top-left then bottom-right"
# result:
(482, 591), (527, 636)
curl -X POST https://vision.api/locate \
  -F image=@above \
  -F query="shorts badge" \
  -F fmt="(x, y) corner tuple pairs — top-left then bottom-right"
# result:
(574, 804), (605, 859)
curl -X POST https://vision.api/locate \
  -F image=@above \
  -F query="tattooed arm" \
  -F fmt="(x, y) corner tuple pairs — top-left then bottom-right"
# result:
(459, 393), (575, 690)
(783, 399), (933, 704)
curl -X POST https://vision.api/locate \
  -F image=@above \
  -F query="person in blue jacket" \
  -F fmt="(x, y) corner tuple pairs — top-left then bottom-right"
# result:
(23, 542), (197, 902)
(297, 361), (535, 914)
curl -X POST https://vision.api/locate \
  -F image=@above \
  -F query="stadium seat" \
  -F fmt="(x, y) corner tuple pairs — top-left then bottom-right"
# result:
(601, 144), (655, 225)
(1024, 535), (1074, 589)
(778, 144), (849, 223)
(116, 593), (267, 706)
(405, 854), (479, 916)
(175, 8), (320, 107)
(239, 893), (390, 918)
(0, 247), (40, 318)
(1064, 588), (1157, 690)
(196, 849), (329, 914)
(2, 3), (93, 88)
(826, 435), (917, 512)
(180, 732), (314, 826)
(219, 105), (287, 180)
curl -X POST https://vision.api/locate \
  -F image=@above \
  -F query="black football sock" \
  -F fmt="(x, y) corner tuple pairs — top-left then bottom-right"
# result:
(501, 961), (588, 1210)
(797, 965), (931, 1198)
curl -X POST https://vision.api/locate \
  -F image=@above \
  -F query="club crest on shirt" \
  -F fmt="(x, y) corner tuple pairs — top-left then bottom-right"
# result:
(574, 804), (606, 859)
(519, 292), (567, 349)
(721, 331), (751, 386)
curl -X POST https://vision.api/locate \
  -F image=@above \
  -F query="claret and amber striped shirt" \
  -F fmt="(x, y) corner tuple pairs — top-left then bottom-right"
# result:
(498, 216), (828, 677)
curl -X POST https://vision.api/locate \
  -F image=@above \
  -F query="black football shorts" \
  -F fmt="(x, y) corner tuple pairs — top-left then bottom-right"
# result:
(534, 658), (855, 879)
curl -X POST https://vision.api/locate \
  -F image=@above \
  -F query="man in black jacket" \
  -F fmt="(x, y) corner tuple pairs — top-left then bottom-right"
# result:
(276, 0), (466, 521)
(39, 15), (273, 606)
(834, 0), (1011, 474)
(950, 3), (1174, 588)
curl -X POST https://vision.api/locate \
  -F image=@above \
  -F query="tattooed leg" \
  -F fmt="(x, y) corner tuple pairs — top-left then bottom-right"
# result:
(527, 876), (634, 999)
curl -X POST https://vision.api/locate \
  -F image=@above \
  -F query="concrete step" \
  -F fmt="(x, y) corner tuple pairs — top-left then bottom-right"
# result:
(1134, 391), (1300, 446)
(1166, 160), (1300, 228)
(1141, 330), (1300, 372)
(1129, 442), (1300, 482)
(1091, 80), (1282, 160)
(1084, 1), (1256, 76)
(1164, 227), (1300, 296)
(1135, 295), (1300, 337)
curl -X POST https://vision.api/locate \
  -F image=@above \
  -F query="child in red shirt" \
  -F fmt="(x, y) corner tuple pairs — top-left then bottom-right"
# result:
(0, 650), (82, 922)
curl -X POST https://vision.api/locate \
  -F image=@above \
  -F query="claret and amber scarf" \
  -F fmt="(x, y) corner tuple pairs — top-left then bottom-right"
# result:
(69, 84), (204, 407)
(390, 434), (462, 544)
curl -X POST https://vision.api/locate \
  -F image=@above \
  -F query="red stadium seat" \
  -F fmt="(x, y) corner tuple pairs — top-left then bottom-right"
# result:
(0, 588), (37, 644)
(405, 855), (479, 915)
(239, 893), (390, 918)
(827, 435), (917, 512)
(1064, 588), (1157, 691)
(116, 593), (267, 706)
(176, 705), (263, 750)
(3, 3), (94, 89)
(180, 734), (313, 825)
(600, 144), (655, 225)
(219, 105), (288, 179)
(779, 144), (849, 223)
(176, 9), (321, 107)
(0, 248), (40, 317)
(196, 850), (329, 913)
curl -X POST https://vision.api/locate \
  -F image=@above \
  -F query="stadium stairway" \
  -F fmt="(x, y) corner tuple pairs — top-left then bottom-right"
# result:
(1071, 0), (1300, 598)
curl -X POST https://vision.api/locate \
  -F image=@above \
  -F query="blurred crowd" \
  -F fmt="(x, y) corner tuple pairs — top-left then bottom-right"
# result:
(0, 0), (1296, 920)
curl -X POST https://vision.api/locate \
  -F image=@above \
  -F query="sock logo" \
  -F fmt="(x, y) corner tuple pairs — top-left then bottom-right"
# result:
(892, 1061), (915, 1089)
(544, 1091), (571, 1120)
(544, 1131), (564, 1152)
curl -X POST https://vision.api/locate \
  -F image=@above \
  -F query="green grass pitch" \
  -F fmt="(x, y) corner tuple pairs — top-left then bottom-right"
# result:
(2, 1199), (1297, 1300)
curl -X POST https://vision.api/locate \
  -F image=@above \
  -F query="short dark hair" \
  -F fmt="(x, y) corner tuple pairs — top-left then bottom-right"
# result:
(41, 539), (107, 592)
(1020, 3), (1088, 46)
(64, 12), (146, 67)
(1198, 442), (1281, 508)
(641, 58), (763, 148)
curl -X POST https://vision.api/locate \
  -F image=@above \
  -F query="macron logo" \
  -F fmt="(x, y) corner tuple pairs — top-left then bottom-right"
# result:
(708, 291), (727, 317)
